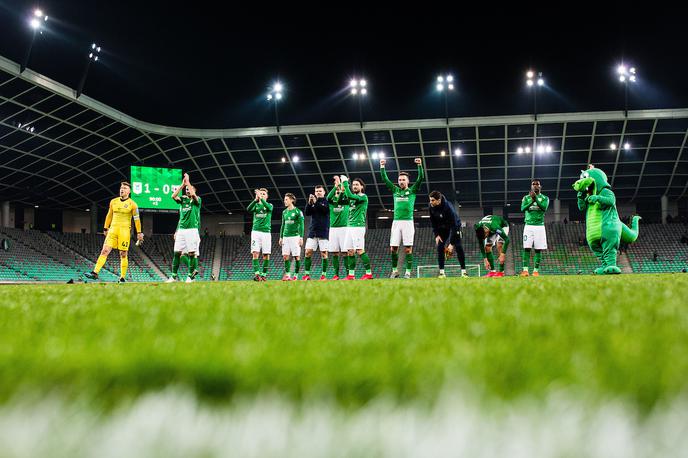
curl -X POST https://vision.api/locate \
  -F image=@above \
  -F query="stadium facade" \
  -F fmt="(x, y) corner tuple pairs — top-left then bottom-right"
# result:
(1, 53), (687, 235)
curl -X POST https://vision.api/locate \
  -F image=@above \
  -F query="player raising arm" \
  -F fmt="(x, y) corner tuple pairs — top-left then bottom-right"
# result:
(341, 176), (373, 280)
(303, 185), (329, 281)
(327, 176), (349, 280)
(380, 157), (424, 278)
(166, 173), (202, 283)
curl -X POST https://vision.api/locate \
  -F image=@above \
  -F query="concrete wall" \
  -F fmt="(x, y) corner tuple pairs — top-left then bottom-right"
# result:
(373, 205), (485, 228)
(617, 203), (637, 218)
(62, 210), (91, 233)
(203, 214), (245, 236)
(457, 206), (484, 225)
(7, 204), (15, 228)
(24, 207), (34, 229)
(142, 216), (154, 236)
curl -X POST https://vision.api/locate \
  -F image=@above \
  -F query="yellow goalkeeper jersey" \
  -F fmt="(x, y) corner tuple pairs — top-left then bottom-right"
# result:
(105, 197), (141, 232)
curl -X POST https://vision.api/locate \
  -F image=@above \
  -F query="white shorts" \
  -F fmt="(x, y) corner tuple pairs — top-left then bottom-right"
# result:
(251, 231), (272, 255)
(344, 227), (366, 251)
(306, 237), (329, 252)
(523, 224), (548, 250)
(328, 227), (348, 252)
(486, 226), (510, 246)
(174, 228), (201, 254)
(281, 236), (302, 257)
(390, 220), (415, 247)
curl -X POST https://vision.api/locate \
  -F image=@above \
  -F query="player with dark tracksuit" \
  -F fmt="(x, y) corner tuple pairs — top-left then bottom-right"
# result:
(428, 191), (468, 278)
(302, 185), (330, 280)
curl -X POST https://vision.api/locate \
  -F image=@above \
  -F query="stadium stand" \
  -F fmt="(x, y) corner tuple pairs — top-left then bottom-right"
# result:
(0, 224), (686, 282)
(217, 225), (621, 280)
(0, 227), (89, 282)
(626, 223), (688, 273)
(510, 223), (601, 275)
(48, 232), (162, 282)
(140, 234), (217, 280)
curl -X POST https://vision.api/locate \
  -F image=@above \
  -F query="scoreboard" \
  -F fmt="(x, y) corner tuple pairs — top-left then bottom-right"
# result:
(130, 166), (183, 210)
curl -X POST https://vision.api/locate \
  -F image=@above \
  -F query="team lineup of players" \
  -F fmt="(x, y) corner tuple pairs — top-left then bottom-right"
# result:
(84, 161), (550, 282)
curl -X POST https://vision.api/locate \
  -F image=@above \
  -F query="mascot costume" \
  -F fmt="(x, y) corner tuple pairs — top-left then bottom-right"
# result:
(572, 165), (641, 274)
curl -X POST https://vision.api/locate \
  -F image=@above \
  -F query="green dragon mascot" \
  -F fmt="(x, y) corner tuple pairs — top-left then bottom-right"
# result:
(573, 165), (641, 274)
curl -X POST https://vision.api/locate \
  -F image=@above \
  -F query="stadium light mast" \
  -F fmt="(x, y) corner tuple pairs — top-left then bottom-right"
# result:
(266, 82), (284, 132)
(526, 70), (545, 121)
(617, 64), (637, 118)
(435, 74), (455, 125)
(76, 43), (101, 99)
(21, 8), (49, 73)
(349, 78), (368, 128)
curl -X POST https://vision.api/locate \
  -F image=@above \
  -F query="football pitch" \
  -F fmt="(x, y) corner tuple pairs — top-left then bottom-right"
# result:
(1, 274), (687, 456)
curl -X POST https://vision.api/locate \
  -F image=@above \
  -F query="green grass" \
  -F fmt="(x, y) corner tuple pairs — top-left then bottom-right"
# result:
(1, 274), (688, 413)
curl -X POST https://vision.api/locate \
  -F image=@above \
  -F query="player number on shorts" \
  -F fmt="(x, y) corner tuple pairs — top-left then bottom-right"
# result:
(122, 241), (129, 248)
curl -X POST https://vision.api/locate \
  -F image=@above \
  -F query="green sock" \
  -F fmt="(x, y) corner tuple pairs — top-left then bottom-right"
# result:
(534, 250), (542, 271)
(284, 259), (291, 275)
(332, 256), (339, 276)
(181, 255), (189, 267)
(486, 252), (495, 270)
(322, 258), (328, 275)
(391, 251), (399, 272)
(522, 248), (531, 271)
(294, 260), (300, 276)
(499, 263), (505, 273)
(252, 258), (260, 275)
(304, 257), (312, 275)
(348, 255), (356, 276)
(262, 258), (269, 276)
(172, 252), (181, 276)
(405, 253), (413, 273)
(361, 252), (371, 274)
(189, 256), (198, 274)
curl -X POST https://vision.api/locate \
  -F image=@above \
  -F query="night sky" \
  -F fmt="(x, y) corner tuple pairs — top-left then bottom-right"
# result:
(1, 1), (685, 129)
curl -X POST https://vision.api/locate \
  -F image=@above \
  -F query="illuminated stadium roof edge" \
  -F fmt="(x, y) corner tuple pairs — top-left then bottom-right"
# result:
(2, 54), (688, 214)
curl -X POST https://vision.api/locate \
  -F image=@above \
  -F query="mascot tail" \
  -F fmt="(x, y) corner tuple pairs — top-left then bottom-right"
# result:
(621, 215), (641, 244)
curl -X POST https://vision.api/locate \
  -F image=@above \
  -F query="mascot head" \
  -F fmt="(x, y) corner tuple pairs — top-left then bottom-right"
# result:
(573, 165), (610, 196)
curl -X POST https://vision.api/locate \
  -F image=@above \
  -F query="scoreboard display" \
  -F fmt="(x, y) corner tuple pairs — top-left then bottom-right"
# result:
(130, 166), (183, 210)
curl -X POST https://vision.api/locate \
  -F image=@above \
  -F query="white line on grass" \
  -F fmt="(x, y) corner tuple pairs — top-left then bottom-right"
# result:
(0, 388), (687, 457)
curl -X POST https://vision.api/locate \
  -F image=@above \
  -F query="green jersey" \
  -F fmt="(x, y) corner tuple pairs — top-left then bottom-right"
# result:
(380, 165), (424, 220)
(474, 215), (510, 254)
(342, 181), (368, 228)
(280, 207), (304, 238)
(521, 193), (549, 226)
(176, 195), (201, 230)
(247, 198), (273, 233)
(327, 186), (349, 228)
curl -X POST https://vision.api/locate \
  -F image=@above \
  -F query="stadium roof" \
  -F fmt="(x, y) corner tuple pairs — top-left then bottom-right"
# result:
(2, 54), (688, 214)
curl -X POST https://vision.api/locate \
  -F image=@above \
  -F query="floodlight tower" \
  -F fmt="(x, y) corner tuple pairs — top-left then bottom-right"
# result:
(76, 43), (101, 98)
(21, 8), (49, 73)
(266, 82), (284, 132)
(526, 70), (545, 121)
(349, 78), (368, 128)
(617, 64), (637, 117)
(435, 74), (455, 125)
